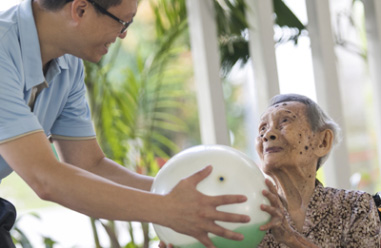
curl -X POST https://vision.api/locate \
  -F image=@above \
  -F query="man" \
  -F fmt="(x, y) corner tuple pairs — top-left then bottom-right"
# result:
(0, 0), (250, 247)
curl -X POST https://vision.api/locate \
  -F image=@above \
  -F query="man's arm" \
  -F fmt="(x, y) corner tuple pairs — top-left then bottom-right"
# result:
(0, 131), (249, 248)
(52, 137), (153, 191)
(0, 131), (157, 220)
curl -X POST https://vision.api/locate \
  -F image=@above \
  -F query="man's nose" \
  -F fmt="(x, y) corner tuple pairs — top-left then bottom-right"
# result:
(118, 30), (127, 39)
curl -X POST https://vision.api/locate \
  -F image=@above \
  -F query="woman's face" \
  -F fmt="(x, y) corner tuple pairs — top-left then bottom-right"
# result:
(255, 101), (321, 174)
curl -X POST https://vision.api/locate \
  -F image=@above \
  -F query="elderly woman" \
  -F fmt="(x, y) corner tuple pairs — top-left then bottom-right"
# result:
(257, 93), (381, 247)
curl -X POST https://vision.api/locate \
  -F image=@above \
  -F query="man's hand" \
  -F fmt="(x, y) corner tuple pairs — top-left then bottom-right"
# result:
(158, 241), (173, 248)
(162, 165), (250, 248)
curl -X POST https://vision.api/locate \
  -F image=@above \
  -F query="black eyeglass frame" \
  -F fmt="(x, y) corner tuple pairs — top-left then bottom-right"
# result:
(66, 0), (132, 34)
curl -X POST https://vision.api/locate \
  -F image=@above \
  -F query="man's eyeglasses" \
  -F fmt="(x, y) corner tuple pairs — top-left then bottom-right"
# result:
(66, 0), (133, 34)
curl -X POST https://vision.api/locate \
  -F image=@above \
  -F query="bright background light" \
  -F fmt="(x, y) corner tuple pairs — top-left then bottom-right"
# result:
(0, 0), (378, 247)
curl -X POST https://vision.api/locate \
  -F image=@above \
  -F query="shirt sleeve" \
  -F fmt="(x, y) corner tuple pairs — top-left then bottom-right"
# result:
(50, 59), (96, 139)
(344, 192), (381, 247)
(0, 42), (42, 143)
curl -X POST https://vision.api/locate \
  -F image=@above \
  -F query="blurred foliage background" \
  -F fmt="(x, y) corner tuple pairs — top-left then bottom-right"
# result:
(6, 0), (308, 247)
(4, 0), (332, 247)
(6, 0), (380, 246)
(2, 0), (379, 246)
(80, 0), (305, 247)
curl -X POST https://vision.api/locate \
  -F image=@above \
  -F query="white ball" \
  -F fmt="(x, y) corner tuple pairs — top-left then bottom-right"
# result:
(151, 145), (270, 248)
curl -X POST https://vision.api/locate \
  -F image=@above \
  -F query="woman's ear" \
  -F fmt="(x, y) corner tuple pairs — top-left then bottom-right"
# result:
(314, 129), (333, 157)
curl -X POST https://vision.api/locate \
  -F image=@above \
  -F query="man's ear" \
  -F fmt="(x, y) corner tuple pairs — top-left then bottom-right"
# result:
(69, 0), (89, 21)
(314, 129), (333, 157)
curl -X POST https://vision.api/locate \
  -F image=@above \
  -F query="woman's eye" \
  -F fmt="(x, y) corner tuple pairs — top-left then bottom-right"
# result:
(282, 118), (288, 123)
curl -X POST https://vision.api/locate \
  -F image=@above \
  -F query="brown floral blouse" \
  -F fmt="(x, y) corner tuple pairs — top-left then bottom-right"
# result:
(258, 180), (381, 247)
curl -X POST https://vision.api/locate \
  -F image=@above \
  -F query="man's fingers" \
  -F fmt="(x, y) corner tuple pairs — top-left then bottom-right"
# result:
(205, 207), (250, 223)
(158, 241), (166, 248)
(186, 165), (213, 186)
(196, 235), (216, 248)
(207, 223), (245, 241)
(203, 194), (250, 223)
(158, 241), (173, 248)
(212, 194), (248, 206)
(215, 229), (244, 242)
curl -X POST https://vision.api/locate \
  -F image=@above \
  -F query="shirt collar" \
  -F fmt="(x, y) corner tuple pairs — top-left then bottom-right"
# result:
(18, 0), (69, 90)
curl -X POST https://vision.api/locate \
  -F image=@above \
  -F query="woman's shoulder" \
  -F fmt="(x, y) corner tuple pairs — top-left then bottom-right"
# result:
(321, 184), (375, 211)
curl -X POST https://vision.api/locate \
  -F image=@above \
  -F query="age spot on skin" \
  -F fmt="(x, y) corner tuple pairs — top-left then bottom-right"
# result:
(305, 146), (309, 150)
(300, 151), (303, 155)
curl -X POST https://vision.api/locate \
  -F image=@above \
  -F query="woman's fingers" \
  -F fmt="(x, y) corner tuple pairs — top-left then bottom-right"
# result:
(259, 204), (283, 231)
(265, 178), (278, 195)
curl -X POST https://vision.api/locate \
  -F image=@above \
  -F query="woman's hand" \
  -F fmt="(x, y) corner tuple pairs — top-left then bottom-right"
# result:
(259, 179), (320, 248)
(259, 178), (295, 244)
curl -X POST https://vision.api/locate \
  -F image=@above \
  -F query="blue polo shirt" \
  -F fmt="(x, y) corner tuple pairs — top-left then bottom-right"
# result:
(0, 0), (96, 180)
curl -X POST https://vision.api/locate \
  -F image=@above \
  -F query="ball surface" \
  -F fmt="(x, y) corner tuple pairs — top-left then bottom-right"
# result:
(151, 145), (270, 248)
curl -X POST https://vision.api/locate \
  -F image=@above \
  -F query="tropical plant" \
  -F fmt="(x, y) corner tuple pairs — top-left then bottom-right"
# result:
(83, 0), (191, 246)
(12, 0), (306, 247)
(12, 0), (368, 247)
(215, 0), (306, 74)
(11, 212), (57, 248)
(82, 0), (307, 247)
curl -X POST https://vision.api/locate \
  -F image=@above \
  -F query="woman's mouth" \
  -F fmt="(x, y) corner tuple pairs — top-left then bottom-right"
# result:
(265, 147), (283, 153)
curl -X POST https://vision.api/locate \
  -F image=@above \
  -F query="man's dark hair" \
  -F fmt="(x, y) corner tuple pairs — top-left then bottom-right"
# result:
(41, 0), (123, 11)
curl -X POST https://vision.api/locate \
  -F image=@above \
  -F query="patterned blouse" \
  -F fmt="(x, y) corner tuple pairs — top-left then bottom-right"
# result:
(258, 180), (381, 247)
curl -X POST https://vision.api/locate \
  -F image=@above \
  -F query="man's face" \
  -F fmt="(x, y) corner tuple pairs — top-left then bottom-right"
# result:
(255, 101), (320, 174)
(76, 0), (137, 62)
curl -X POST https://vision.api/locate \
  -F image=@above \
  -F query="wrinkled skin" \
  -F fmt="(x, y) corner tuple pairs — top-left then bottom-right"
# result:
(256, 101), (322, 176)
(255, 101), (332, 247)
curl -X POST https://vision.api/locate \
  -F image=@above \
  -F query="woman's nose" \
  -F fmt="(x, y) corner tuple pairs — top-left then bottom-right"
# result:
(262, 129), (277, 142)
